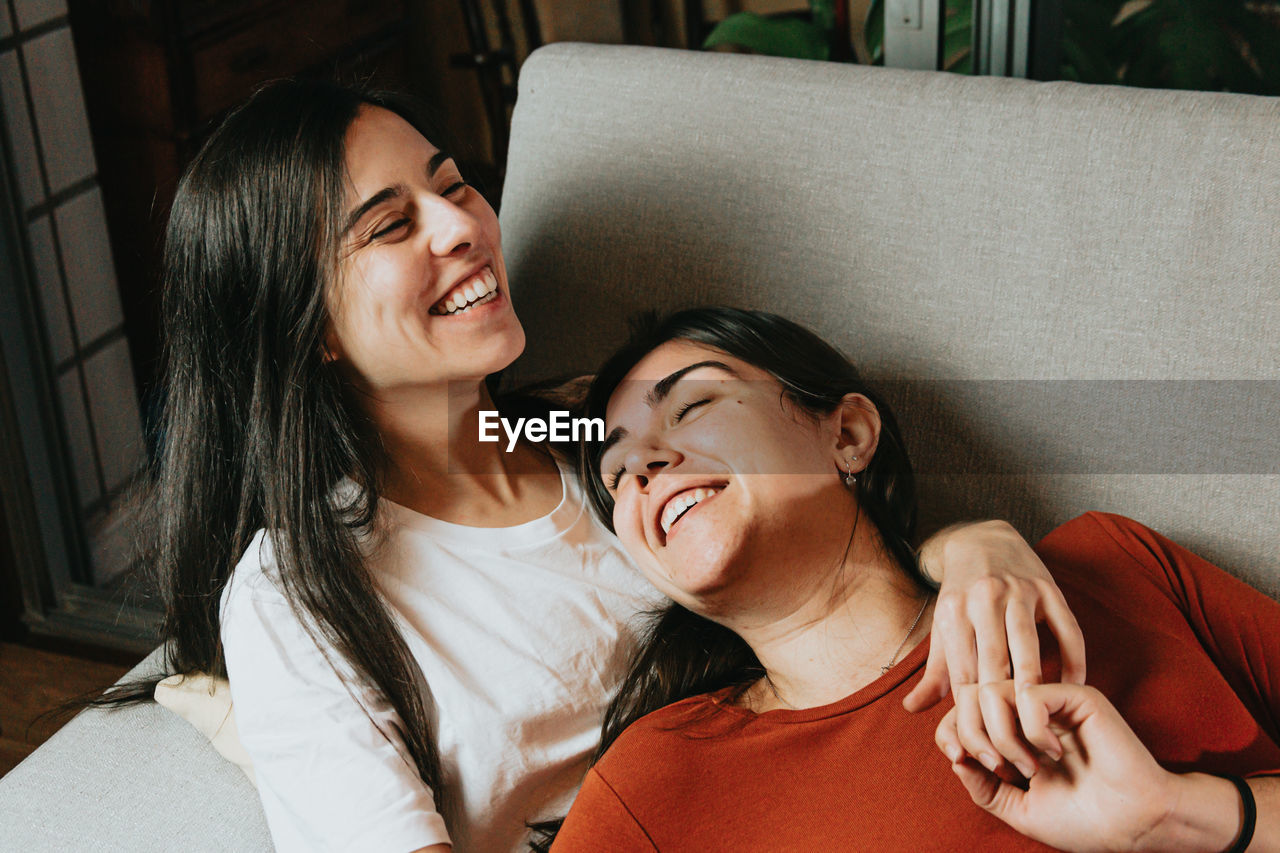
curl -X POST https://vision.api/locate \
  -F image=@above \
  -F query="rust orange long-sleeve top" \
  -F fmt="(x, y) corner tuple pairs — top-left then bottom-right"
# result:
(553, 513), (1280, 851)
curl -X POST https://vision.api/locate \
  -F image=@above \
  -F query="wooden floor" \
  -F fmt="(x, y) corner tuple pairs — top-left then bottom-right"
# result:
(0, 642), (134, 778)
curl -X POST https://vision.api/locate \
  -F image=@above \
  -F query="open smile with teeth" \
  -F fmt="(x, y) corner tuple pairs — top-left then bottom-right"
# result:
(660, 486), (723, 537)
(429, 266), (499, 315)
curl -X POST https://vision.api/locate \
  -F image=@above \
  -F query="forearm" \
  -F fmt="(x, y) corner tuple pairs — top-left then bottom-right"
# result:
(1145, 773), (1278, 853)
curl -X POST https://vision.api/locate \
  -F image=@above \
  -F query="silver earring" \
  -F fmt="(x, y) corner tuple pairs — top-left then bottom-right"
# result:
(844, 461), (857, 488)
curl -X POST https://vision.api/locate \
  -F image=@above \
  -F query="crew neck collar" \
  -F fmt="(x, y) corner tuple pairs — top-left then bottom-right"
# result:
(712, 634), (933, 724)
(379, 460), (583, 550)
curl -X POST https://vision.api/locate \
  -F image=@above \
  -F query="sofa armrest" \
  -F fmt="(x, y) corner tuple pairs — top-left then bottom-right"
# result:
(0, 646), (271, 852)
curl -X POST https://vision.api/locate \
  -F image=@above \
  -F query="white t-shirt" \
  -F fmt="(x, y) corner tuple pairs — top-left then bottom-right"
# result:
(220, 463), (659, 853)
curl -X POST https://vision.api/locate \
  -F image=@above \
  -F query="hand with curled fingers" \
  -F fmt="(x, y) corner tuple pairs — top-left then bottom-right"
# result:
(903, 520), (1088, 726)
(937, 682), (1248, 853)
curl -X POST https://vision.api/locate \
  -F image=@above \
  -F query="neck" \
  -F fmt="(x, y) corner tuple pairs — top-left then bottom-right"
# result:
(735, 535), (933, 712)
(363, 379), (559, 524)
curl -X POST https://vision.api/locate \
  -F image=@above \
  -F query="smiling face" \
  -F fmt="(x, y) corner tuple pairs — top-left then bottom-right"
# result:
(325, 106), (525, 394)
(599, 340), (872, 619)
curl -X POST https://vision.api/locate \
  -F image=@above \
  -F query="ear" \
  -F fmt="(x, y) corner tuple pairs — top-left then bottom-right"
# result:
(321, 326), (342, 364)
(830, 393), (881, 475)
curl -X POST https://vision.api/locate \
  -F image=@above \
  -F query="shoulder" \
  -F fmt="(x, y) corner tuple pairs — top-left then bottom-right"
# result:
(555, 767), (659, 852)
(222, 529), (288, 615)
(1034, 512), (1194, 605)
(219, 530), (332, 673)
(593, 691), (739, 783)
(570, 691), (747, 845)
(1037, 512), (1172, 569)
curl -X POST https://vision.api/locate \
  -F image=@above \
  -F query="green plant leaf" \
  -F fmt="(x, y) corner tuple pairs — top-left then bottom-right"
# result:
(1061, 0), (1123, 83)
(865, 0), (885, 64)
(945, 0), (973, 36)
(1060, 30), (1118, 83)
(1067, 0), (1280, 94)
(811, 0), (837, 33)
(1233, 10), (1280, 95)
(939, 0), (973, 72)
(949, 50), (973, 73)
(942, 0), (973, 70)
(703, 12), (831, 60)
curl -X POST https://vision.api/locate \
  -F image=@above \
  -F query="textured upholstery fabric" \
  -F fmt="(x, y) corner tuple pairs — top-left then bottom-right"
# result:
(501, 44), (1280, 597)
(0, 649), (271, 851)
(2, 42), (1276, 850)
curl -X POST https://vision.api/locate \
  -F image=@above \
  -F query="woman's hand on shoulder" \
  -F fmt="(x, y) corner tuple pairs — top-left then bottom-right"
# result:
(937, 681), (1249, 852)
(903, 519), (1087, 716)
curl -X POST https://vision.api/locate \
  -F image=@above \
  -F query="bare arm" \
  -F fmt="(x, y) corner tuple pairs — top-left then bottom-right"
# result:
(1158, 773), (1276, 853)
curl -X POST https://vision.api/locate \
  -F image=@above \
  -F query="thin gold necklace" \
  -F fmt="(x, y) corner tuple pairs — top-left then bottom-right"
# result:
(764, 594), (932, 709)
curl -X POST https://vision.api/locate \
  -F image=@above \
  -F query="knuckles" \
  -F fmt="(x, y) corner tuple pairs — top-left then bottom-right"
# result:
(978, 680), (1015, 704)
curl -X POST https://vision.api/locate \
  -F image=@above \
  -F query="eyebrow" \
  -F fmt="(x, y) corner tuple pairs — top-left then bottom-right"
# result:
(644, 360), (737, 407)
(598, 360), (739, 461)
(342, 150), (457, 235)
(427, 150), (452, 177)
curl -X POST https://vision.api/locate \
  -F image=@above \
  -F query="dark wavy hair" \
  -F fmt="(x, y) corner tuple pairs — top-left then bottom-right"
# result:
(531, 305), (927, 850)
(98, 78), (465, 818)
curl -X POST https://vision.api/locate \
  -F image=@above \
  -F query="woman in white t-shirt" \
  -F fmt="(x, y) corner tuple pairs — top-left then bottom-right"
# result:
(123, 78), (1088, 852)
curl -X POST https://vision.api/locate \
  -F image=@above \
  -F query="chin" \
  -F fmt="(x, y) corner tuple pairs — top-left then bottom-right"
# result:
(504, 322), (527, 361)
(656, 542), (744, 605)
(475, 320), (526, 376)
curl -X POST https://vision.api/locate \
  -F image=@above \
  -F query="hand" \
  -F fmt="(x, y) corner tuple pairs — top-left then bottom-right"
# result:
(904, 520), (1087, 720)
(939, 682), (1243, 853)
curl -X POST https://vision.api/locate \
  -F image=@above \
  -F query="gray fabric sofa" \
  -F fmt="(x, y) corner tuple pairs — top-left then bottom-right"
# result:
(2, 42), (1277, 851)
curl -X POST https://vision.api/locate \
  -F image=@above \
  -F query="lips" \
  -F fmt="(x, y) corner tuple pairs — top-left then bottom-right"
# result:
(428, 264), (500, 315)
(654, 481), (728, 544)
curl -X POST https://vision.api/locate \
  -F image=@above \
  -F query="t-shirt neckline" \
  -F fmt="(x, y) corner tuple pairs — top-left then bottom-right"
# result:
(380, 460), (583, 550)
(711, 634), (933, 724)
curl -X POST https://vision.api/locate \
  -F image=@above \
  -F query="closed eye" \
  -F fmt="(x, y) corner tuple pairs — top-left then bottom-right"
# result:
(606, 464), (626, 492)
(674, 398), (711, 422)
(371, 218), (410, 240)
(441, 180), (468, 197)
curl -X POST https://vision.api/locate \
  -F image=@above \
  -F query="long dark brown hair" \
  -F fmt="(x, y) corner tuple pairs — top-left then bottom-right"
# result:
(99, 78), (467, 817)
(532, 306), (927, 850)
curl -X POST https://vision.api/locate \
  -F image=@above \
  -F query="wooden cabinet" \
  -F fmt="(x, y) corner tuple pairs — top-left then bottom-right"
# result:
(68, 0), (414, 391)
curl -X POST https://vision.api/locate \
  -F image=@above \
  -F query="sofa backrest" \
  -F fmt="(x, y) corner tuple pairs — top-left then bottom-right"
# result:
(500, 43), (1280, 597)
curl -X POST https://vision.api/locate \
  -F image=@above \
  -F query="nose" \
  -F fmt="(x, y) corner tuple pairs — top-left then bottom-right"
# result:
(624, 445), (682, 491)
(422, 193), (485, 258)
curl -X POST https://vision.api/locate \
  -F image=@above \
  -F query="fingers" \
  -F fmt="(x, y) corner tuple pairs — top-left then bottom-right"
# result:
(970, 582), (1014, 684)
(937, 681), (1066, 776)
(951, 758), (1033, 839)
(953, 684), (1009, 777)
(934, 707), (965, 763)
(1038, 584), (1088, 685)
(978, 682), (1040, 779)
(950, 755), (1004, 810)
(1004, 599), (1043, 689)
(1014, 684), (1064, 760)
(903, 637), (950, 712)
(1017, 682), (1105, 729)
(933, 591), (979, 691)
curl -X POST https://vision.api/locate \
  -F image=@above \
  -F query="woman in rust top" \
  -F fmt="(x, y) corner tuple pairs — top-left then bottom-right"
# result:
(552, 307), (1277, 852)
